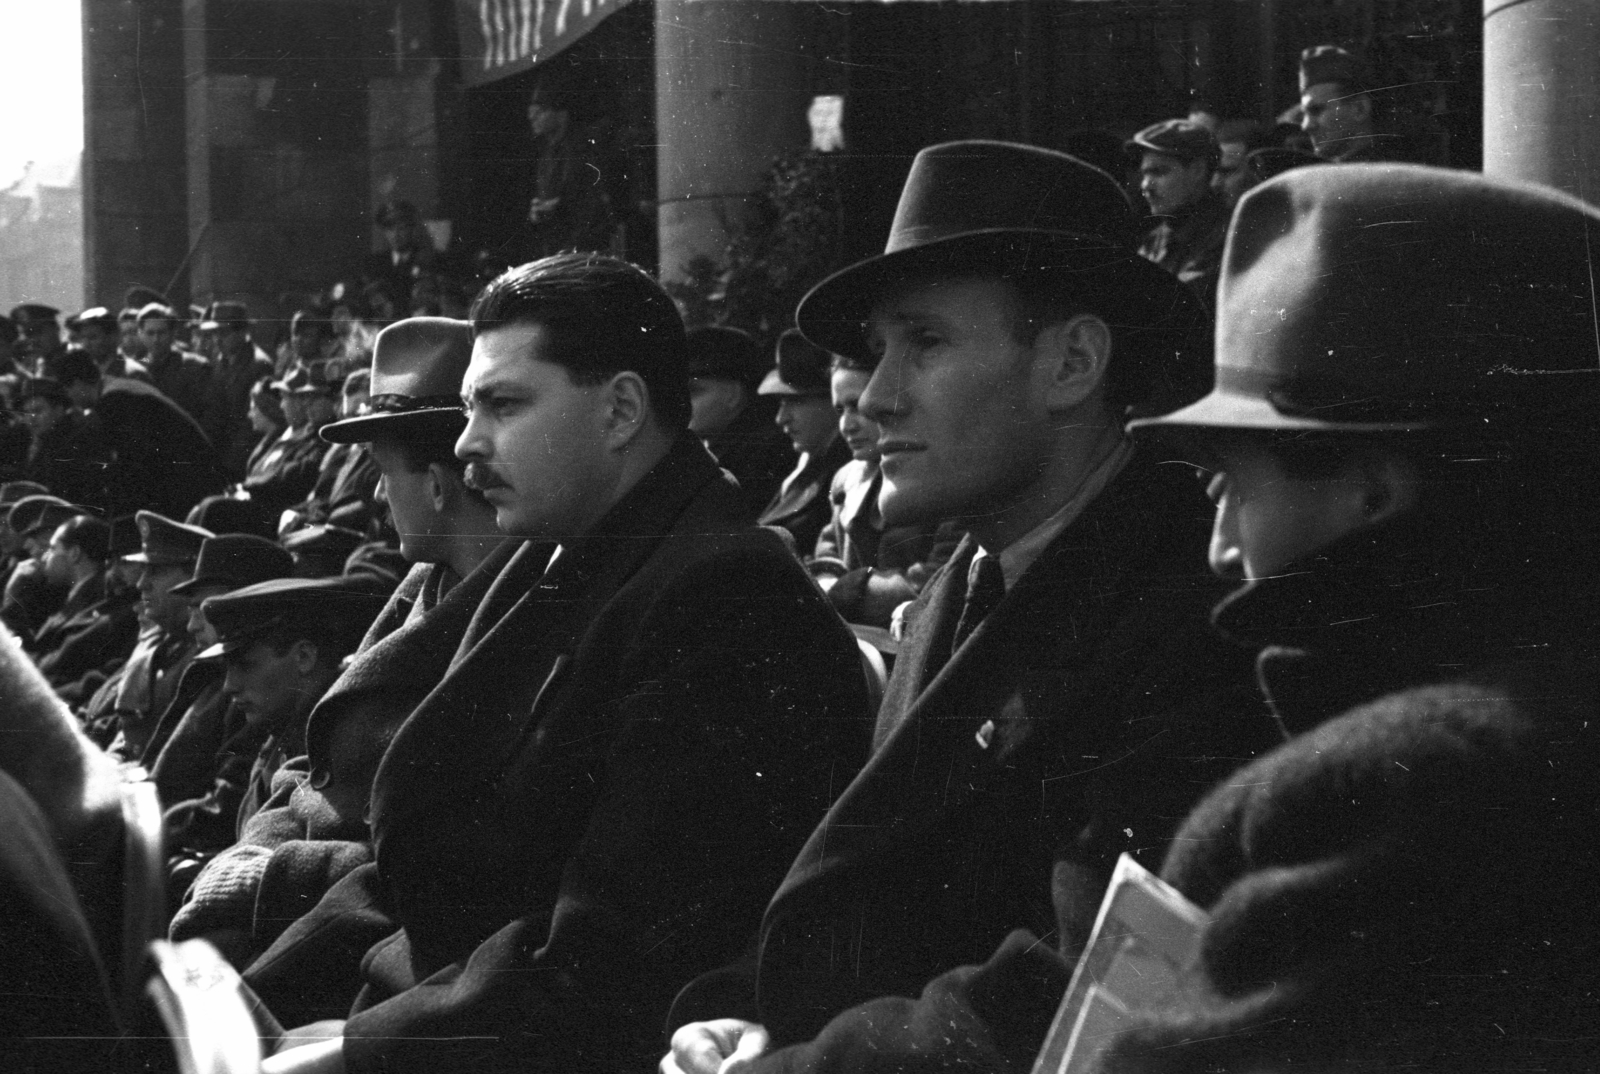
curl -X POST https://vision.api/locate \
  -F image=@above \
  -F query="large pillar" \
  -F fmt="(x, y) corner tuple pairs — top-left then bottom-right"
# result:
(655, 0), (812, 283)
(1484, 0), (1600, 201)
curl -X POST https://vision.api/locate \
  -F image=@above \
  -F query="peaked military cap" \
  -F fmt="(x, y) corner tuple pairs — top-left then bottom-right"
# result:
(198, 576), (388, 659)
(1130, 165), (1600, 438)
(70, 306), (118, 332)
(171, 535), (294, 596)
(124, 511), (212, 566)
(760, 329), (833, 397)
(685, 326), (765, 388)
(320, 317), (471, 444)
(8, 495), (83, 539)
(795, 140), (1201, 360)
(1126, 119), (1221, 167)
(10, 303), (60, 325)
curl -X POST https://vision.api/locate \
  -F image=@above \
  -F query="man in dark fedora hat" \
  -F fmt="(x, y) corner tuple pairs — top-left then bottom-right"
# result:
(256, 254), (868, 1074)
(200, 300), (276, 480)
(664, 140), (1267, 1074)
(175, 318), (508, 984)
(686, 325), (792, 518)
(755, 328), (852, 554)
(1070, 166), (1600, 1073)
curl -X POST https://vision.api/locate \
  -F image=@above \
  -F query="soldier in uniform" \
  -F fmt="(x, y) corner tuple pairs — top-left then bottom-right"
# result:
(755, 328), (852, 555)
(1297, 44), (1415, 164)
(83, 512), (211, 760)
(1128, 119), (1232, 308)
(686, 325), (792, 519)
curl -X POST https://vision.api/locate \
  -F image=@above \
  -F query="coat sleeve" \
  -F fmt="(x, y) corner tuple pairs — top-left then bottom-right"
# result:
(341, 551), (870, 1074)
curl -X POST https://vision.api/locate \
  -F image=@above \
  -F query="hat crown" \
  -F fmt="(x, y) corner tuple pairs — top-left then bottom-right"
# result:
(134, 510), (212, 564)
(1212, 164), (1600, 428)
(368, 317), (474, 403)
(185, 535), (293, 590)
(201, 576), (388, 656)
(884, 140), (1140, 256)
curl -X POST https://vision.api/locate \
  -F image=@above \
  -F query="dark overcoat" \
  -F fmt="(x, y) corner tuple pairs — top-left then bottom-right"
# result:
(31, 573), (139, 693)
(250, 436), (872, 1073)
(670, 451), (1271, 1067)
(757, 436), (852, 556)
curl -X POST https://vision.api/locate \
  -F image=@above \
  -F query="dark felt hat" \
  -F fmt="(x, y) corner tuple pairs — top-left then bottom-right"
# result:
(171, 534), (294, 596)
(107, 515), (142, 559)
(1126, 119), (1221, 167)
(8, 495), (83, 540)
(198, 575), (388, 660)
(759, 329), (834, 397)
(1131, 165), (1600, 439)
(10, 303), (60, 325)
(0, 481), (48, 509)
(685, 326), (764, 388)
(185, 495), (276, 541)
(124, 511), (212, 566)
(795, 140), (1200, 359)
(320, 317), (471, 444)
(1299, 44), (1368, 93)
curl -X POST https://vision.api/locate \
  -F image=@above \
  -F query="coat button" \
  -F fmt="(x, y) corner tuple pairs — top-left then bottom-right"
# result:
(309, 768), (331, 790)
(974, 720), (995, 750)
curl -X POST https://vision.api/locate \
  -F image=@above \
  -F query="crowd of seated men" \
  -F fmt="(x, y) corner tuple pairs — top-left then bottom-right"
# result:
(0, 129), (1595, 1074)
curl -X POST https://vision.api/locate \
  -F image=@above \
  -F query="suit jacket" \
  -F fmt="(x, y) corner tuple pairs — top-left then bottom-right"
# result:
(247, 435), (872, 1073)
(669, 450), (1271, 1066)
(31, 574), (139, 694)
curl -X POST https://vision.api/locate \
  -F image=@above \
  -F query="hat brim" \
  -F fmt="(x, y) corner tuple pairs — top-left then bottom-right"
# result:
(795, 229), (1203, 359)
(757, 368), (825, 397)
(1127, 385), (1431, 437)
(320, 407), (466, 445)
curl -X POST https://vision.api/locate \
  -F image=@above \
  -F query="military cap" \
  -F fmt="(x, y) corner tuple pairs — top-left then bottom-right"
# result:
(320, 318), (470, 444)
(1126, 119), (1221, 167)
(171, 535), (294, 596)
(197, 576), (389, 660)
(199, 301), (250, 333)
(124, 511), (211, 566)
(136, 302), (177, 325)
(760, 329), (833, 397)
(8, 495), (83, 540)
(0, 481), (49, 509)
(1299, 44), (1368, 93)
(10, 303), (60, 325)
(283, 524), (366, 578)
(273, 360), (344, 396)
(685, 326), (765, 388)
(71, 306), (118, 333)
(1130, 165), (1600, 439)
(795, 140), (1200, 360)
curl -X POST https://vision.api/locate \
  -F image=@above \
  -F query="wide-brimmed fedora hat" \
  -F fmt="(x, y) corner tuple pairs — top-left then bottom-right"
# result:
(320, 317), (473, 444)
(1130, 164), (1600, 439)
(795, 140), (1201, 359)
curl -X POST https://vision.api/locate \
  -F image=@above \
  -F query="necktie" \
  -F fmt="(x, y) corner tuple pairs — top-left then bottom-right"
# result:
(953, 554), (1006, 650)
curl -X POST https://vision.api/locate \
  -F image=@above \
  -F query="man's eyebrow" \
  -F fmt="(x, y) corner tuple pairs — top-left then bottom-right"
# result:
(462, 378), (521, 405)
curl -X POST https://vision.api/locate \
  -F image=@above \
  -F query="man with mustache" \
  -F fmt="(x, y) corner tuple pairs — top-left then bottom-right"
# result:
(258, 252), (869, 1074)
(663, 141), (1268, 1074)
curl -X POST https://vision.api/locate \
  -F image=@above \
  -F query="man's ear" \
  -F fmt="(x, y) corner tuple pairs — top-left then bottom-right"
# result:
(425, 462), (451, 512)
(602, 371), (649, 448)
(1034, 314), (1113, 411)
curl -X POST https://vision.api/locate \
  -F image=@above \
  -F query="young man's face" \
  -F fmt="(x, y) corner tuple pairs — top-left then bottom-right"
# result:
(184, 586), (228, 647)
(775, 394), (839, 457)
(41, 526), (77, 586)
(1212, 141), (1256, 204)
(456, 321), (618, 540)
(830, 367), (879, 463)
(138, 317), (175, 358)
(80, 324), (118, 363)
(222, 640), (308, 727)
(118, 318), (142, 355)
(1300, 82), (1370, 159)
(861, 276), (1057, 530)
(1139, 151), (1210, 216)
(137, 562), (193, 632)
(687, 377), (745, 438)
(1205, 440), (1371, 581)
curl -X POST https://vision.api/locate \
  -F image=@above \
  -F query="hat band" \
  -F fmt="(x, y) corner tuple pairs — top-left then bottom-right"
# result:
(368, 393), (463, 415)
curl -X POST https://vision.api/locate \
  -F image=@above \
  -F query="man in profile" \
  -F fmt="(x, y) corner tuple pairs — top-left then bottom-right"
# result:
(1128, 119), (1231, 305)
(256, 253), (869, 1074)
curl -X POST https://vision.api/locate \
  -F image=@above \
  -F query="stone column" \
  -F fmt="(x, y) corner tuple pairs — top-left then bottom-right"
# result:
(655, 0), (812, 282)
(1483, 0), (1600, 201)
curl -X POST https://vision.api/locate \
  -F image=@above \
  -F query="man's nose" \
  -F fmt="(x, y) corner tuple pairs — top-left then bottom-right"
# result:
(857, 357), (902, 426)
(455, 412), (487, 462)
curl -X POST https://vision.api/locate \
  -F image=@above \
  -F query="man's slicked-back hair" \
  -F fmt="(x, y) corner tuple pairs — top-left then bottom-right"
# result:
(469, 252), (691, 432)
